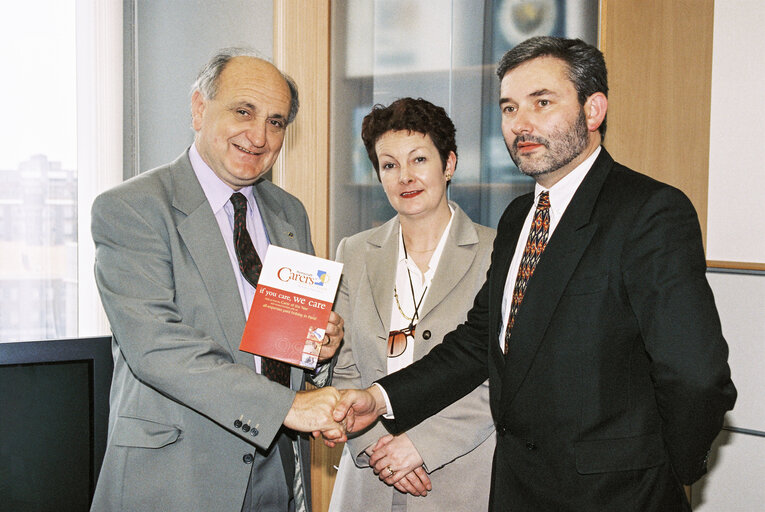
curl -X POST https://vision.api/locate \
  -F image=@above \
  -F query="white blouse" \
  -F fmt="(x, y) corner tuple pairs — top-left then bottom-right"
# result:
(387, 207), (455, 375)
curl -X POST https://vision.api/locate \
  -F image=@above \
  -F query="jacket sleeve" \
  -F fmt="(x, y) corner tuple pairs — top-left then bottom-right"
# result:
(622, 186), (736, 484)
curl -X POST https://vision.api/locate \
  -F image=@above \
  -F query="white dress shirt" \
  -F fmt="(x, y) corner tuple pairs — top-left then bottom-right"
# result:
(498, 146), (601, 348)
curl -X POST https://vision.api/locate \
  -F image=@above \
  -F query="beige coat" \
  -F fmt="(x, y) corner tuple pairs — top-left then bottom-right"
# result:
(329, 204), (496, 512)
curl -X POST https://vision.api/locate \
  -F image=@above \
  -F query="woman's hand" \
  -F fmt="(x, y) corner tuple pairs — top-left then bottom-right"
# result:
(369, 433), (432, 496)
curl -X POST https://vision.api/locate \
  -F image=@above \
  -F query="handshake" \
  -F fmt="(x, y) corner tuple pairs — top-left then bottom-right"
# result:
(283, 385), (386, 443)
(283, 386), (434, 496)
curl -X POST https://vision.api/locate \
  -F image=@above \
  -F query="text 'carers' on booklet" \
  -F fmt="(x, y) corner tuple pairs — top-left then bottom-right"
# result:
(239, 246), (343, 370)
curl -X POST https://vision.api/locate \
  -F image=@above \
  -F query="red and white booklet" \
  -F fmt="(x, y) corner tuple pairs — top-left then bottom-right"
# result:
(239, 245), (343, 370)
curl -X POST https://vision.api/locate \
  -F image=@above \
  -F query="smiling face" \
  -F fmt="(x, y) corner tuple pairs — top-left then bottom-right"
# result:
(191, 57), (292, 190)
(375, 130), (455, 222)
(499, 56), (604, 188)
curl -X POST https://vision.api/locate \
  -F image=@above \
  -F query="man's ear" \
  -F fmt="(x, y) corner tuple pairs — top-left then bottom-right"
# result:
(191, 90), (206, 131)
(584, 92), (607, 133)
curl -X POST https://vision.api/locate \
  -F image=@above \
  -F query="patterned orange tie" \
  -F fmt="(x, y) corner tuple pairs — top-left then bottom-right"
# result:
(230, 193), (291, 386)
(504, 191), (550, 353)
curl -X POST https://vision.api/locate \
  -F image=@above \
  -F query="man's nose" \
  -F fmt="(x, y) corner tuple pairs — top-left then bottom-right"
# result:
(245, 121), (267, 147)
(510, 109), (533, 136)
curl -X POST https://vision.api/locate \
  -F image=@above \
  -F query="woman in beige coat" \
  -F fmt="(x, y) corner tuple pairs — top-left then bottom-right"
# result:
(329, 98), (496, 512)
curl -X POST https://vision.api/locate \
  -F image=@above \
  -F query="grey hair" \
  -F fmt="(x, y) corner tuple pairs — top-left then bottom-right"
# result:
(496, 36), (608, 140)
(191, 47), (300, 125)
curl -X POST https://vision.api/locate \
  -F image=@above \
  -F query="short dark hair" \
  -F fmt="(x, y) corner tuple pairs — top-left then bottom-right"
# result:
(192, 47), (300, 125)
(496, 36), (608, 139)
(361, 97), (457, 180)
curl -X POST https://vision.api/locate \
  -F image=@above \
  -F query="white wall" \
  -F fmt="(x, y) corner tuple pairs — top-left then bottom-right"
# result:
(706, 0), (765, 263)
(693, 271), (765, 510)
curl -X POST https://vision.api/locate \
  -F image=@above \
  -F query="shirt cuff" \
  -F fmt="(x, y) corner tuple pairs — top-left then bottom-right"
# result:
(373, 382), (394, 419)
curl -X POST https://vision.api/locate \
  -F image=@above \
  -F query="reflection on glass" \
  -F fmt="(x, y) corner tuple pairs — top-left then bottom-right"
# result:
(330, 0), (598, 253)
(0, 2), (77, 342)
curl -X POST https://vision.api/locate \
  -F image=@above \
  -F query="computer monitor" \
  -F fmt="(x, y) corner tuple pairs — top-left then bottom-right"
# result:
(0, 336), (113, 511)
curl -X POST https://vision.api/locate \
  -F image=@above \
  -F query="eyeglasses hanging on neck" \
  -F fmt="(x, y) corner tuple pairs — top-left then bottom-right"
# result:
(386, 237), (427, 358)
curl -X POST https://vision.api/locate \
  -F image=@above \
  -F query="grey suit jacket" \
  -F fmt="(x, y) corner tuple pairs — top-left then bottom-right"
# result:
(91, 151), (314, 511)
(329, 204), (497, 512)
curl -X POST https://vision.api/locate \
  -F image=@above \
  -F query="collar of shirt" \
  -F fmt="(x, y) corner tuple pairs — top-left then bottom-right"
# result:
(189, 143), (257, 216)
(189, 143), (269, 255)
(534, 145), (601, 236)
(396, 204), (455, 286)
(189, 143), (272, 371)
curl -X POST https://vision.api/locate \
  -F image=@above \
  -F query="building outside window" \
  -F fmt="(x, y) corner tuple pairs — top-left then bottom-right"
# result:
(0, 1), (122, 342)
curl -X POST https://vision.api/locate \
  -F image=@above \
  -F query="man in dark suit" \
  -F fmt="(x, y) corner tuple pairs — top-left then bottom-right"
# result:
(332, 36), (736, 511)
(91, 49), (344, 511)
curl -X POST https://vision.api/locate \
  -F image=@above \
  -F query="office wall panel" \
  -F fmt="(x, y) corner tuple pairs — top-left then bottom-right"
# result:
(707, 272), (765, 431)
(600, 0), (714, 248)
(693, 430), (765, 510)
(706, 1), (765, 265)
(694, 271), (764, 509)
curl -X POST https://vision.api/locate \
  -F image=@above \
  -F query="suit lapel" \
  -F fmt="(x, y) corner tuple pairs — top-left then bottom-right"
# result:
(499, 150), (614, 409)
(172, 153), (249, 363)
(253, 181), (304, 253)
(364, 217), (399, 334)
(416, 205), (478, 327)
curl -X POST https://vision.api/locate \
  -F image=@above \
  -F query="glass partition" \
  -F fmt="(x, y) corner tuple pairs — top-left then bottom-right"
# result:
(329, 0), (598, 254)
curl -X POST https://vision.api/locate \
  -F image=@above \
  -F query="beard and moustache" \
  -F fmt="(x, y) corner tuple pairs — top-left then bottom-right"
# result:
(507, 108), (589, 178)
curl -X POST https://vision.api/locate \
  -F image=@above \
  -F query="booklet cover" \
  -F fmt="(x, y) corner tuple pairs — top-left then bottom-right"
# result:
(240, 246), (343, 370)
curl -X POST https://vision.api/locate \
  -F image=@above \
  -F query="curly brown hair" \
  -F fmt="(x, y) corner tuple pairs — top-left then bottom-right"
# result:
(361, 97), (457, 181)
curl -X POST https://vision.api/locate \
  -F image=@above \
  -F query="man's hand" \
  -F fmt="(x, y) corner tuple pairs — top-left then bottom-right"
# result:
(370, 433), (432, 496)
(321, 386), (387, 447)
(283, 387), (346, 441)
(318, 311), (344, 363)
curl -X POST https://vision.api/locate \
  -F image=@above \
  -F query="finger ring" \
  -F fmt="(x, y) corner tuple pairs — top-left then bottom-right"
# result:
(386, 465), (395, 477)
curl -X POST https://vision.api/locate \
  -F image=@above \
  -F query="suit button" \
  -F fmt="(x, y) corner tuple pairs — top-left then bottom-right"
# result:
(234, 419), (242, 428)
(242, 453), (254, 464)
(422, 330), (431, 340)
(526, 441), (536, 450)
(250, 428), (259, 437)
(242, 424), (251, 433)
(496, 424), (507, 436)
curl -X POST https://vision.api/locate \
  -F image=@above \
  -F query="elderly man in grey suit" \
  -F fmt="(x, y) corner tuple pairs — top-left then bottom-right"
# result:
(91, 48), (344, 512)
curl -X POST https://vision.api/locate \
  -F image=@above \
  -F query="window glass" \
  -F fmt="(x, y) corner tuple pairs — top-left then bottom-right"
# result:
(0, 2), (78, 341)
(329, 0), (598, 252)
